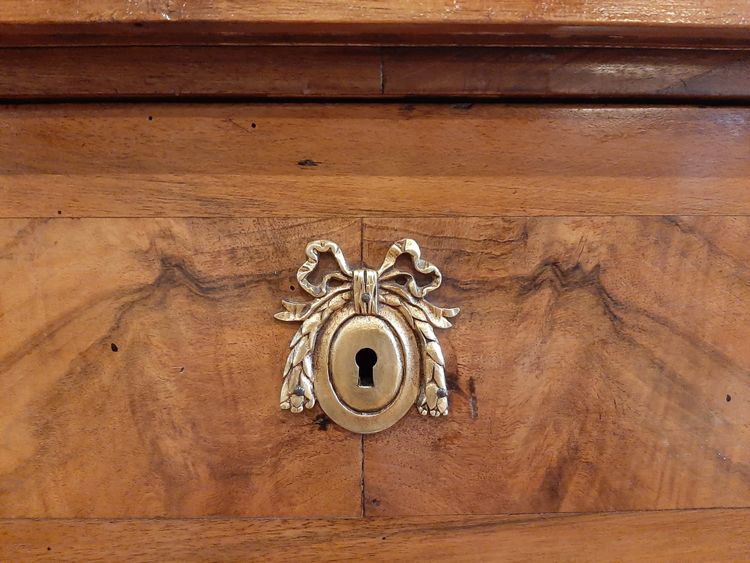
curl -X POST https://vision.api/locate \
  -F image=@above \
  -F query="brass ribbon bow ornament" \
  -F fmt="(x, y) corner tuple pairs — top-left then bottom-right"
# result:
(275, 239), (459, 417)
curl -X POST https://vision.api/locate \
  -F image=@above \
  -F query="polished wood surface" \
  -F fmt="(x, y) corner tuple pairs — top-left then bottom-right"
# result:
(3, 104), (750, 218)
(384, 47), (750, 100)
(0, 218), (362, 517)
(1, 1), (750, 47)
(2, 215), (749, 518)
(4, 47), (750, 101)
(363, 217), (750, 514)
(3, 0), (749, 26)
(0, 47), (382, 100)
(3, 97), (749, 558)
(2, 510), (749, 562)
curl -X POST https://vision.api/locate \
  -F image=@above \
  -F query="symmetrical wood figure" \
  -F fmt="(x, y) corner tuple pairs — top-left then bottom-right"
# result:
(4, 215), (747, 518)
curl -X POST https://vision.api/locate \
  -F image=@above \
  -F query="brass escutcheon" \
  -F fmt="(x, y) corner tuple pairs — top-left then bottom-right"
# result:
(275, 239), (459, 434)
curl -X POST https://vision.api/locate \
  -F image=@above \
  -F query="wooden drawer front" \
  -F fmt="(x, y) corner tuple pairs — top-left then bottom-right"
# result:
(1, 104), (749, 522)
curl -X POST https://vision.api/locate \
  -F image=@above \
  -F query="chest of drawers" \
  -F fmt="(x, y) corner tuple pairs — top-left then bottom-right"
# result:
(1, 3), (750, 561)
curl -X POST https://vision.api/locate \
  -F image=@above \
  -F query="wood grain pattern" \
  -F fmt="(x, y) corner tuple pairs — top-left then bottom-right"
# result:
(4, 104), (750, 218)
(3, 0), (749, 26)
(2, 510), (749, 562)
(0, 217), (362, 517)
(362, 217), (750, 515)
(0, 47), (382, 100)
(5, 47), (750, 101)
(384, 47), (750, 99)
(1, 1), (750, 47)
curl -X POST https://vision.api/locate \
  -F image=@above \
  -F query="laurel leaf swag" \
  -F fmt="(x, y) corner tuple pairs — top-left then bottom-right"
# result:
(278, 290), (351, 412)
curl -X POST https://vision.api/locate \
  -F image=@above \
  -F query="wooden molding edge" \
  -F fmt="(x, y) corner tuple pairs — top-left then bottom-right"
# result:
(2, 20), (750, 49)
(2, 46), (750, 101)
(1, 510), (749, 561)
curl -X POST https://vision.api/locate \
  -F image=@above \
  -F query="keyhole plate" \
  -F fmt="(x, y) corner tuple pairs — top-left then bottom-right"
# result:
(329, 315), (403, 413)
(315, 303), (419, 434)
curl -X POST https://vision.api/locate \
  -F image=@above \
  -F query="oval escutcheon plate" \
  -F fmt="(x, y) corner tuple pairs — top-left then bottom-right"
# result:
(274, 238), (459, 434)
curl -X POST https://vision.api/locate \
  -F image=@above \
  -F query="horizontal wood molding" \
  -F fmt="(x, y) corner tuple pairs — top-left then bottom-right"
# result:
(0, 47), (383, 101)
(3, 46), (750, 101)
(383, 47), (750, 100)
(3, 0), (748, 27)
(3, 104), (750, 217)
(1, 510), (749, 561)
(1, 1), (750, 48)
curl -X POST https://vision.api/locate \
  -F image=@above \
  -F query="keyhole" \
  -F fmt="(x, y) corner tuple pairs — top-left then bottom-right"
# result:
(356, 348), (377, 388)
